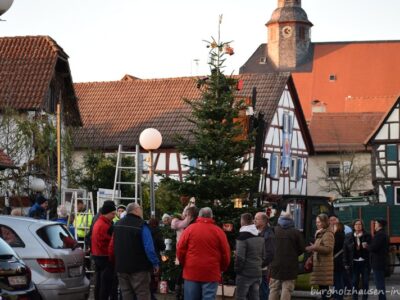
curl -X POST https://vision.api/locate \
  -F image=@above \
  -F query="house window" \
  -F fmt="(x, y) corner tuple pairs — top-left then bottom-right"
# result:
(270, 153), (280, 179)
(329, 74), (336, 82)
(290, 157), (297, 180)
(259, 57), (267, 64)
(395, 187), (400, 205)
(290, 158), (303, 181)
(282, 112), (293, 134)
(386, 145), (397, 162)
(327, 162), (340, 178)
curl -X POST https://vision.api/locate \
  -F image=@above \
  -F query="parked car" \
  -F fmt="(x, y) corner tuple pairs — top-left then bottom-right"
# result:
(0, 236), (39, 299)
(0, 216), (90, 300)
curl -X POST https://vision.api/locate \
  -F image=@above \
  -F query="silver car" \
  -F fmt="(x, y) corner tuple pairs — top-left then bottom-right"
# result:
(0, 216), (90, 300)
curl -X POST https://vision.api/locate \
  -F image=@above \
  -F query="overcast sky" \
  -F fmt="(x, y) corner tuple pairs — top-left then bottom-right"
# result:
(2, 0), (399, 82)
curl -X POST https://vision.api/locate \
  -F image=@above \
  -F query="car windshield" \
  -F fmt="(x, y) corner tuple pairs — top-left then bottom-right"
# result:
(0, 237), (18, 257)
(37, 224), (77, 249)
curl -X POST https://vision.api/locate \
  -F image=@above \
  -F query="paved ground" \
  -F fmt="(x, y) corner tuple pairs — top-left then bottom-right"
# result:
(88, 267), (400, 299)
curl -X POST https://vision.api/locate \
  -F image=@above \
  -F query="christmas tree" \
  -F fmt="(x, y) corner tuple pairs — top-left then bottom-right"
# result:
(166, 36), (256, 211)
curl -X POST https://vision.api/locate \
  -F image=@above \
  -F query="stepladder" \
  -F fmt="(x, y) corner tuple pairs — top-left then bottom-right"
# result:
(67, 191), (95, 276)
(112, 144), (142, 207)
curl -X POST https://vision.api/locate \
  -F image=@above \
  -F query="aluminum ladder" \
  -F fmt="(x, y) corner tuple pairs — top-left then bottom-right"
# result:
(112, 144), (142, 206)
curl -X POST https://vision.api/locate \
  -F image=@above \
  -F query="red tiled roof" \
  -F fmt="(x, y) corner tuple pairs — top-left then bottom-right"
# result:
(241, 41), (400, 120)
(0, 36), (65, 110)
(73, 73), (300, 150)
(309, 112), (384, 152)
(0, 150), (15, 170)
(293, 41), (400, 119)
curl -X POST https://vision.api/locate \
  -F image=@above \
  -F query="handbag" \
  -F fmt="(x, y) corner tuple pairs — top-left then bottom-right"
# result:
(304, 255), (313, 272)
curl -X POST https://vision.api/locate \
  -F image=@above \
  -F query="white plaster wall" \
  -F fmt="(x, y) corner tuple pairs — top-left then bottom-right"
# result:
(308, 152), (373, 198)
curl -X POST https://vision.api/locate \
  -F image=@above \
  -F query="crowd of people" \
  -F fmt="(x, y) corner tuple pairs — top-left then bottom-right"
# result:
(7, 194), (393, 300)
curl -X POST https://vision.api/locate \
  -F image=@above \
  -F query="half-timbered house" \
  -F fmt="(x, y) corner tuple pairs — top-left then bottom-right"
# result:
(366, 96), (400, 204)
(73, 72), (313, 197)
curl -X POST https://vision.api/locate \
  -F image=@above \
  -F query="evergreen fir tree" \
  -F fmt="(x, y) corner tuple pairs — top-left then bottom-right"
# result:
(167, 37), (257, 209)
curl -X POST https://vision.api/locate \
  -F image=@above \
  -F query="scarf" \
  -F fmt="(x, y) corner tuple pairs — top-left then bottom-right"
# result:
(354, 231), (363, 248)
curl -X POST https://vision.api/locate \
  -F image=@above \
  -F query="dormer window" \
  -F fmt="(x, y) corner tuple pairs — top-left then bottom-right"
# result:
(259, 57), (267, 64)
(329, 74), (336, 82)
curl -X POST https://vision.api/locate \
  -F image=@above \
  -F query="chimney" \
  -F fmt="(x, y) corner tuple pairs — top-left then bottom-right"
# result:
(311, 99), (326, 113)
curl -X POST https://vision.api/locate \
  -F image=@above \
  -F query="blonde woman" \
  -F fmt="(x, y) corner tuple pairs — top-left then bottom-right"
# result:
(306, 213), (334, 300)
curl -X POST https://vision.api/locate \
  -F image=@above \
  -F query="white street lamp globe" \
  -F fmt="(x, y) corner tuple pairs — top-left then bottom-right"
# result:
(0, 0), (13, 16)
(31, 178), (46, 192)
(139, 128), (162, 150)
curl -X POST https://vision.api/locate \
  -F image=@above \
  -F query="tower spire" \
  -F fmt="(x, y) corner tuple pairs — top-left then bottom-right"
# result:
(266, 0), (312, 70)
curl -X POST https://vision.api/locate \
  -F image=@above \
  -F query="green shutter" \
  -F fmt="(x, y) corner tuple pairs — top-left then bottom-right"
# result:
(386, 145), (397, 161)
(385, 185), (394, 205)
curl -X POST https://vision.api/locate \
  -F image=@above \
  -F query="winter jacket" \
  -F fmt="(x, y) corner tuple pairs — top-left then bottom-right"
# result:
(310, 228), (334, 286)
(259, 226), (275, 268)
(234, 224), (265, 278)
(369, 229), (389, 271)
(269, 217), (305, 280)
(333, 230), (345, 272)
(177, 217), (230, 282)
(91, 215), (113, 256)
(343, 231), (371, 268)
(109, 214), (159, 273)
(28, 203), (46, 219)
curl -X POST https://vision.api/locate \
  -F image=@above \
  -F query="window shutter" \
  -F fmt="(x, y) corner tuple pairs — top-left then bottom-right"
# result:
(296, 158), (303, 180)
(270, 154), (277, 177)
(288, 115), (293, 134)
(385, 186), (394, 205)
(386, 145), (397, 162)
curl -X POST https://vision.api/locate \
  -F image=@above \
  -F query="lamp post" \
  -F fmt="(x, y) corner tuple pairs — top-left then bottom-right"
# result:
(0, 0), (13, 18)
(139, 128), (162, 218)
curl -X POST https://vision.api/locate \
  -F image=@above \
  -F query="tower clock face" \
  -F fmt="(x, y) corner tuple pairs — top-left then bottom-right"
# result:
(282, 26), (292, 38)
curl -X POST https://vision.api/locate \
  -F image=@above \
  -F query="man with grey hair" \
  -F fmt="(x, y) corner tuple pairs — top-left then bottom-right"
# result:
(109, 203), (159, 300)
(177, 207), (230, 300)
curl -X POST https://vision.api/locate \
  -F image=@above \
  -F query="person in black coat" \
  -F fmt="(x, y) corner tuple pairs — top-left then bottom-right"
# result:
(369, 219), (389, 300)
(343, 219), (371, 300)
(333, 222), (345, 300)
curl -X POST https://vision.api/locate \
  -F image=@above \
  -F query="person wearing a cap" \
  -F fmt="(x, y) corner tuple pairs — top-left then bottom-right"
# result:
(113, 204), (126, 223)
(28, 194), (48, 219)
(369, 219), (389, 300)
(91, 200), (117, 300)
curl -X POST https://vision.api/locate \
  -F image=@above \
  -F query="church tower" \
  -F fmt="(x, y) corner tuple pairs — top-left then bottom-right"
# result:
(266, 0), (313, 70)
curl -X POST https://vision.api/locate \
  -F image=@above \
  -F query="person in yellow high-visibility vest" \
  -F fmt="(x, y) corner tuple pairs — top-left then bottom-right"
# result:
(113, 204), (126, 223)
(74, 200), (94, 240)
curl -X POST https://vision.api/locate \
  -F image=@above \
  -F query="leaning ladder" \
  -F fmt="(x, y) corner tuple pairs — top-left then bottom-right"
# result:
(112, 144), (142, 206)
(69, 191), (95, 275)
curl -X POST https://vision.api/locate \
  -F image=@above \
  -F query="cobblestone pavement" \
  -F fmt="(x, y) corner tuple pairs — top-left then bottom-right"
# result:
(89, 268), (400, 299)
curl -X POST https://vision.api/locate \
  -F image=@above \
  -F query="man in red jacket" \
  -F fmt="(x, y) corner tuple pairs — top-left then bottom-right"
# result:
(177, 207), (231, 300)
(91, 201), (116, 300)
